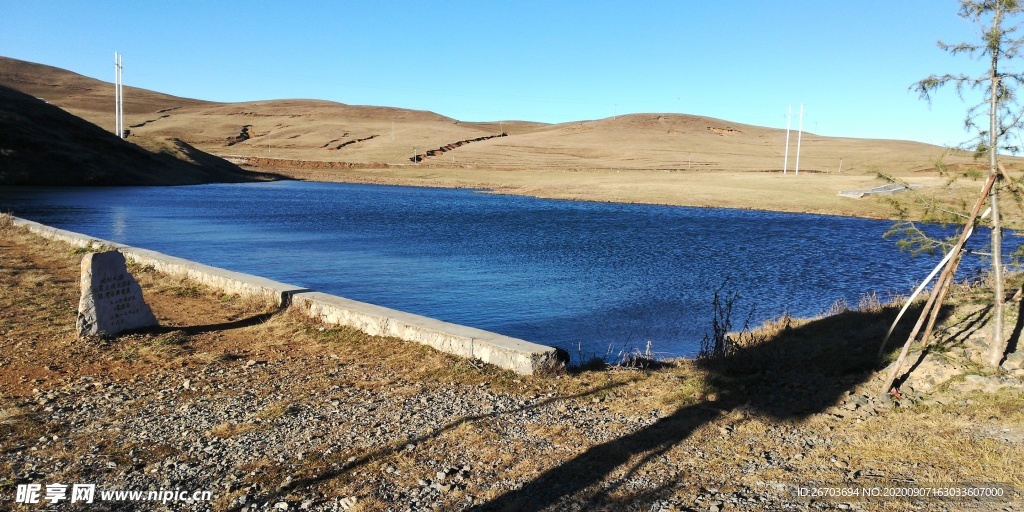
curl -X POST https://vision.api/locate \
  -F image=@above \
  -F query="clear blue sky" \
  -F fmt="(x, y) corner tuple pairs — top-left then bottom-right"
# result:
(0, 1), (1013, 146)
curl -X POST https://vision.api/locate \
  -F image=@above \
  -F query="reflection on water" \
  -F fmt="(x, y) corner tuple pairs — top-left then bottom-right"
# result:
(111, 206), (127, 239)
(0, 181), (1003, 360)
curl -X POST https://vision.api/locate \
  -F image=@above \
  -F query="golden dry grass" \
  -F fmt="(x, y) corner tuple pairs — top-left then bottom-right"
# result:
(209, 421), (260, 438)
(8, 55), (1024, 222)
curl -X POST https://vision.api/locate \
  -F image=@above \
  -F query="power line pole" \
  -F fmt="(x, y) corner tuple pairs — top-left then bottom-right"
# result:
(783, 105), (792, 174)
(795, 104), (804, 176)
(114, 52), (124, 138)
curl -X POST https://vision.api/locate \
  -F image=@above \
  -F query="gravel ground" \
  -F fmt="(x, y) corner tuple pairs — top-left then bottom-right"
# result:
(7, 354), (1020, 512)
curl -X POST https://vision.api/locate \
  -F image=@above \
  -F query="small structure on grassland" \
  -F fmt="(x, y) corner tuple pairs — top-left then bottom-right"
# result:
(838, 183), (923, 199)
(77, 251), (157, 337)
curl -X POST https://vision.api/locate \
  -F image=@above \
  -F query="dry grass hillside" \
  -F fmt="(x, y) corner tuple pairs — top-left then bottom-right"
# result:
(6, 54), (1024, 218)
(0, 58), (287, 186)
(0, 56), (210, 124)
(449, 114), (956, 174)
(0, 55), (987, 173)
(0, 85), (274, 186)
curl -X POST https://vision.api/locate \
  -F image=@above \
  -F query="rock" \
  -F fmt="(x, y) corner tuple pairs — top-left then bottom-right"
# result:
(962, 337), (990, 365)
(901, 356), (965, 394)
(1001, 351), (1024, 371)
(338, 497), (358, 510)
(76, 251), (157, 338)
(957, 374), (1006, 394)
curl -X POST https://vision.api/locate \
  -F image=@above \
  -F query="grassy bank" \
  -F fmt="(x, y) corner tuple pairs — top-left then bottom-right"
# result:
(247, 164), (1017, 223)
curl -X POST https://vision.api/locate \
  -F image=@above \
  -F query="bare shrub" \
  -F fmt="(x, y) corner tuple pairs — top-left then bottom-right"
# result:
(824, 297), (850, 316)
(698, 281), (761, 360)
(0, 213), (13, 231)
(609, 340), (666, 370)
(858, 291), (884, 312)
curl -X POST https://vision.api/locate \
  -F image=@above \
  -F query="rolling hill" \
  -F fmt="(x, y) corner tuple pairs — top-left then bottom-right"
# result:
(0, 83), (272, 186)
(0, 55), (974, 174)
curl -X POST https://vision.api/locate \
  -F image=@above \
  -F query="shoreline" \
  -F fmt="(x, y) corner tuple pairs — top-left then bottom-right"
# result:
(242, 164), (981, 222)
(7, 215), (563, 375)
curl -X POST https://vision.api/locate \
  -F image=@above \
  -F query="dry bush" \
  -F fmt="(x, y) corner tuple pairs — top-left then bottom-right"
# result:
(824, 297), (850, 316)
(116, 331), (191, 363)
(858, 291), (884, 312)
(209, 421), (260, 438)
(258, 401), (300, 420)
(697, 283), (761, 361)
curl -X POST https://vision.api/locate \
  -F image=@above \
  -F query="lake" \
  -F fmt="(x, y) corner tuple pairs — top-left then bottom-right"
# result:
(0, 181), (995, 361)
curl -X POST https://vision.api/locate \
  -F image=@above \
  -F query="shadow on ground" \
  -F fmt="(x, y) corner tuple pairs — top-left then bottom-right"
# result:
(216, 298), (987, 511)
(471, 303), (940, 511)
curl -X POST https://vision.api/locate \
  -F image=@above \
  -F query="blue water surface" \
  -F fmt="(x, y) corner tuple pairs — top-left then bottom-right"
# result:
(0, 181), (997, 360)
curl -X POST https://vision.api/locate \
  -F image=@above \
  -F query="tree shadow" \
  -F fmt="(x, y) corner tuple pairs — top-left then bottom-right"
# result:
(472, 302), (940, 511)
(224, 379), (640, 511)
(931, 304), (991, 351)
(1006, 297), (1024, 359)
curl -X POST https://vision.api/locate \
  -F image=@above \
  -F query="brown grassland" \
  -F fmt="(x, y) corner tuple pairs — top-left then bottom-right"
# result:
(2, 217), (1023, 510)
(3, 56), (1024, 510)
(5, 54), (1024, 224)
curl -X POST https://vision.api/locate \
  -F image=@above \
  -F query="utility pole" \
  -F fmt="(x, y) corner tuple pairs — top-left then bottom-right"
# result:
(783, 105), (792, 174)
(795, 104), (804, 176)
(114, 52), (118, 137)
(114, 52), (124, 138)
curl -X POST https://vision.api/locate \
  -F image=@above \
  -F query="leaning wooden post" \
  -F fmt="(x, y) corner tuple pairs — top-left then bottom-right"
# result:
(877, 245), (957, 358)
(917, 250), (966, 348)
(879, 273), (950, 395)
(879, 174), (996, 395)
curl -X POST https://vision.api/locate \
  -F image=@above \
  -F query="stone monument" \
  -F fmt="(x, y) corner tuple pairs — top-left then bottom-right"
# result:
(77, 251), (158, 338)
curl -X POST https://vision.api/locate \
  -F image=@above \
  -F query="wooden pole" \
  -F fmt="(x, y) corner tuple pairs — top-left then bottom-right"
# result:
(879, 174), (996, 395)
(877, 243), (959, 358)
(917, 252), (964, 348)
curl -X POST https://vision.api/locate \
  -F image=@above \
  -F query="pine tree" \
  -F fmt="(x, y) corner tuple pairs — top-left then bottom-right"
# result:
(912, 0), (1024, 367)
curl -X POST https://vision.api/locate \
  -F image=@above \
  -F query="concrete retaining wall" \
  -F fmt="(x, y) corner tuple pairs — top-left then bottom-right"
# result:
(11, 216), (564, 375)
